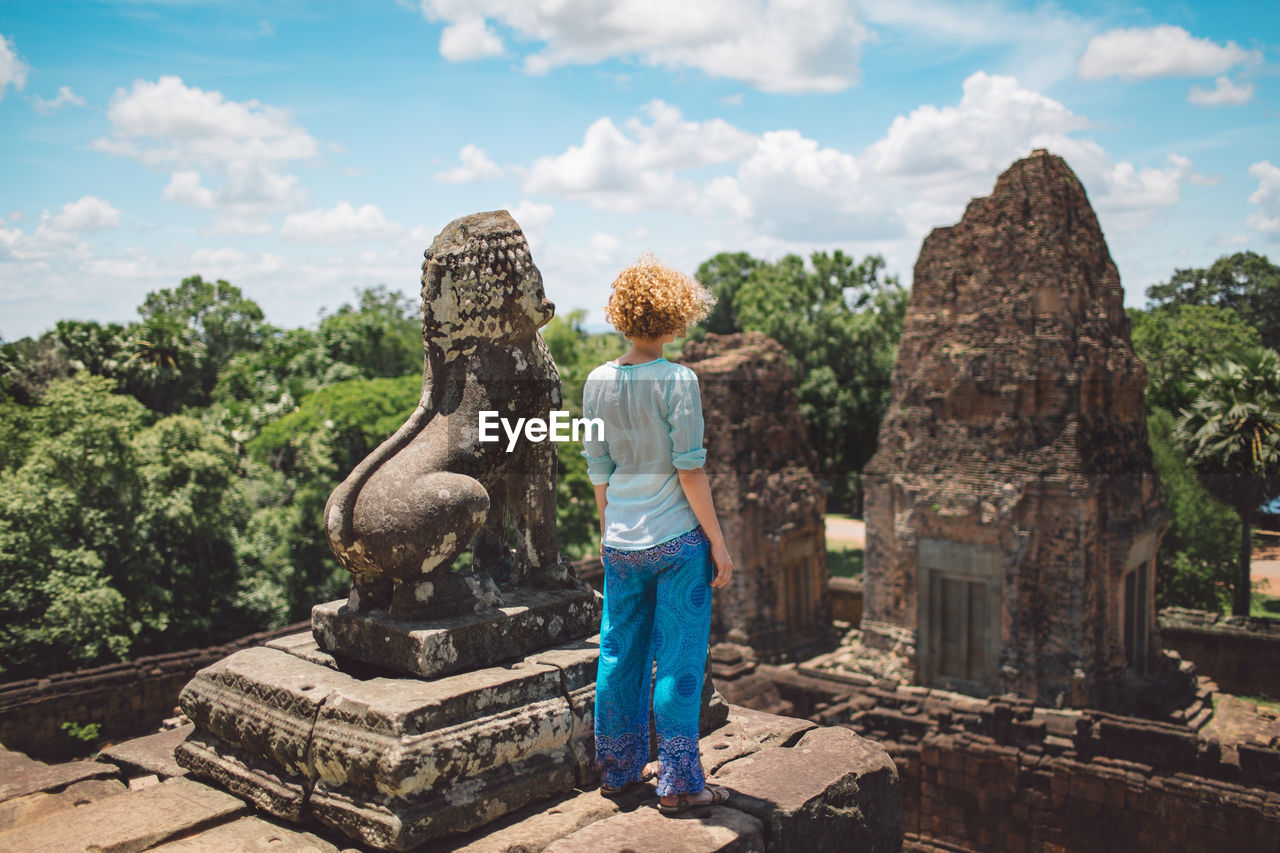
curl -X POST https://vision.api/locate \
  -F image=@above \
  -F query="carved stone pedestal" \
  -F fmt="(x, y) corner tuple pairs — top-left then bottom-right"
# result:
(175, 634), (600, 851)
(312, 586), (603, 679)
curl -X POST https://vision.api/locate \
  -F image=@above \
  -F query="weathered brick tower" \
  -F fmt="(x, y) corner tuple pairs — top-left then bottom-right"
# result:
(862, 149), (1168, 708)
(682, 332), (832, 662)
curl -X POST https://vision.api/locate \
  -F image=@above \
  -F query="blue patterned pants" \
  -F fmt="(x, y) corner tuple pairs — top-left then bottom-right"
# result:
(594, 526), (712, 797)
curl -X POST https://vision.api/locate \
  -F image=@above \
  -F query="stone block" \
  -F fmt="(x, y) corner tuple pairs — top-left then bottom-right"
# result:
(0, 778), (127, 831)
(177, 729), (310, 821)
(699, 705), (817, 774)
(177, 646), (353, 786)
(544, 805), (765, 853)
(0, 757), (119, 804)
(176, 640), (602, 850)
(421, 789), (625, 853)
(0, 776), (247, 853)
(312, 586), (602, 679)
(149, 814), (341, 852)
(265, 631), (340, 669)
(712, 725), (902, 853)
(99, 724), (194, 779)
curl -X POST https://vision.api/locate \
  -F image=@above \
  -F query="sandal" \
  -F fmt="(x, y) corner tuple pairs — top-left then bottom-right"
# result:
(657, 784), (730, 816)
(600, 761), (661, 799)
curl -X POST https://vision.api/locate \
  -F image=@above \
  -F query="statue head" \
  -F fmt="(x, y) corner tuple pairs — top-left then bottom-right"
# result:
(420, 210), (554, 359)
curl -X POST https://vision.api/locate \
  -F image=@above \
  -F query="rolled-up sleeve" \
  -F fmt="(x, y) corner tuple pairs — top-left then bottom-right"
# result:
(581, 377), (615, 485)
(666, 369), (707, 470)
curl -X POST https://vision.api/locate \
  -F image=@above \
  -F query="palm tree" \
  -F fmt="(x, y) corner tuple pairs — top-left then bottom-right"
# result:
(1177, 347), (1280, 615)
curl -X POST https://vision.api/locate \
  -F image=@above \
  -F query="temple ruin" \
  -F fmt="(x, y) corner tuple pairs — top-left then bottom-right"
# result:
(681, 332), (832, 661)
(863, 149), (1169, 708)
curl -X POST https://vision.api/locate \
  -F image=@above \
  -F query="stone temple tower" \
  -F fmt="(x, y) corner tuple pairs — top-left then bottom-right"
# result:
(862, 149), (1168, 708)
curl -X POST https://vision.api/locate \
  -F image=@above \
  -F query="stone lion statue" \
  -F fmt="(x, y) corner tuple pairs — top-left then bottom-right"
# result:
(323, 210), (574, 620)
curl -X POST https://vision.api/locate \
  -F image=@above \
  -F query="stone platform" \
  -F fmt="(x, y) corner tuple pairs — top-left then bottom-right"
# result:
(176, 632), (601, 850)
(312, 586), (603, 679)
(0, 704), (904, 852)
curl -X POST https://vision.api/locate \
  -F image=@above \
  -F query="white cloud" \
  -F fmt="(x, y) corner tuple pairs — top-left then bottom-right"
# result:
(860, 72), (1193, 232)
(48, 196), (122, 232)
(507, 200), (554, 250)
(96, 76), (318, 166)
(205, 215), (274, 236)
(435, 144), (504, 183)
(729, 130), (901, 241)
(1088, 151), (1192, 214)
(0, 33), (28, 99)
(587, 231), (623, 264)
(521, 74), (1193, 243)
(439, 17), (504, 60)
(525, 99), (754, 212)
(85, 250), (163, 281)
(866, 71), (1087, 183)
(32, 85), (86, 114)
(281, 202), (403, 242)
(94, 76), (318, 215)
(419, 0), (868, 94)
(163, 171), (216, 208)
(1187, 75), (1255, 107)
(190, 247), (286, 276)
(1247, 161), (1280, 239)
(1077, 25), (1259, 80)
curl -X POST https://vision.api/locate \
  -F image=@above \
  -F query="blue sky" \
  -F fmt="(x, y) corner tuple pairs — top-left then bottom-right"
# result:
(1, 1), (1277, 339)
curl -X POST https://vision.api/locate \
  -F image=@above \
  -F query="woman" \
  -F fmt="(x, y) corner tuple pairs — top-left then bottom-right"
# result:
(581, 255), (735, 815)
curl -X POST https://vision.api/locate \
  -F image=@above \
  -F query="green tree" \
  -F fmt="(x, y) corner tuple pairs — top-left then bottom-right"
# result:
(317, 286), (421, 380)
(1146, 251), (1280, 349)
(245, 375), (423, 616)
(692, 251), (908, 512)
(0, 374), (146, 676)
(1129, 305), (1261, 413)
(694, 252), (760, 335)
(54, 319), (131, 378)
(139, 275), (266, 368)
(1147, 407), (1239, 610)
(0, 332), (78, 404)
(250, 374), (422, 477)
(117, 313), (208, 413)
(541, 311), (627, 557)
(1177, 347), (1280, 615)
(128, 415), (250, 649)
(128, 275), (267, 410)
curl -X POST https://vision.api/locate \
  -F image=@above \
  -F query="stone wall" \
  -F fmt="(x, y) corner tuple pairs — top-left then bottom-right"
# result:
(719, 664), (1280, 852)
(830, 576), (864, 624)
(680, 332), (832, 661)
(863, 150), (1168, 707)
(0, 622), (307, 761)
(1160, 608), (1280, 699)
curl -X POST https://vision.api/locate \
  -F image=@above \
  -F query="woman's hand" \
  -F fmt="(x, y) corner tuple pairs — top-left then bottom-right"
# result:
(710, 540), (734, 589)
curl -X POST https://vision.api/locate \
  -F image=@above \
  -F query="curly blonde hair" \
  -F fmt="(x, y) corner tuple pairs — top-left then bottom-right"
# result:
(603, 255), (716, 339)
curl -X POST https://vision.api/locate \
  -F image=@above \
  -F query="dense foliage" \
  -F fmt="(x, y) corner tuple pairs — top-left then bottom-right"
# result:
(1175, 348), (1280, 615)
(1146, 251), (1280, 349)
(691, 250), (908, 513)
(1130, 259), (1280, 612)
(0, 284), (425, 679)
